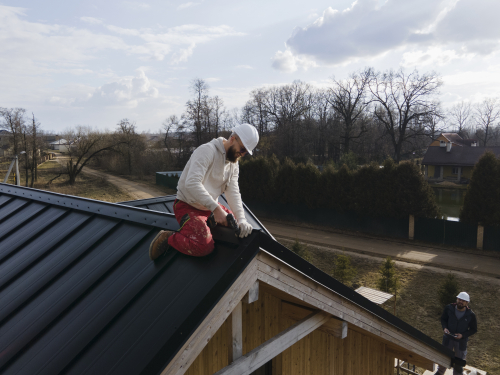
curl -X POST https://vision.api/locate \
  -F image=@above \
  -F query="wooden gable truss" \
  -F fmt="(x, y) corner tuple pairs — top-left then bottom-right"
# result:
(162, 250), (450, 375)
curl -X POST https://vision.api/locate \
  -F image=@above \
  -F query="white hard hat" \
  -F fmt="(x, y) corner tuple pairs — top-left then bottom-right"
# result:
(232, 124), (259, 155)
(456, 292), (470, 302)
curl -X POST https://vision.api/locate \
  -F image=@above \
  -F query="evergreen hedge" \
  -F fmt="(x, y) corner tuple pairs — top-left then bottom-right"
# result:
(239, 156), (439, 219)
(460, 151), (500, 226)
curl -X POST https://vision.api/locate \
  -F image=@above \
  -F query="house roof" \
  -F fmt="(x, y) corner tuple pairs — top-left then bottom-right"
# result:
(440, 133), (464, 145)
(0, 184), (457, 374)
(422, 145), (500, 166)
(119, 194), (274, 239)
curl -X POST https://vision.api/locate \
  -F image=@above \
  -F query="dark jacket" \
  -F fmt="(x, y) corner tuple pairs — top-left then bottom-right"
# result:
(441, 303), (477, 350)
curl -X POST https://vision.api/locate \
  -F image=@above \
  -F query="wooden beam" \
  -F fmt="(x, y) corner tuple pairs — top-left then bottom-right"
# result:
(243, 280), (259, 304)
(214, 311), (330, 375)
(161, 259), (259, 375)
(387, 347), (434, 371)
(281, 301), (347, 339)
(228, 301), (243, 363)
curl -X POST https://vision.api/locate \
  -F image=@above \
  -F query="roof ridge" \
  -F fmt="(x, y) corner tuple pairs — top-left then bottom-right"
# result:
(0, 184), (177, 230)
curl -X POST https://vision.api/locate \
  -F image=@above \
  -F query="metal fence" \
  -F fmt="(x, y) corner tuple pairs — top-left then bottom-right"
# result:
(247, 200), (485, 249)
(414, 217), (477, 248)
(484, 226), (500, 251)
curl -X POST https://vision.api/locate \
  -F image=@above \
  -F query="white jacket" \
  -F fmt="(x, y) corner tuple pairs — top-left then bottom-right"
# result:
(176, 138), (246, 223)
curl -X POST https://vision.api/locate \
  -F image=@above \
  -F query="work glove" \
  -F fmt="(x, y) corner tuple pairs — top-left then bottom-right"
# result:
(238, 220), (252, 238)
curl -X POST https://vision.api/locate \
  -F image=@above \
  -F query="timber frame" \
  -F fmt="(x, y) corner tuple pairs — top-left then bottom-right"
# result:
(161, 243), (458, 375)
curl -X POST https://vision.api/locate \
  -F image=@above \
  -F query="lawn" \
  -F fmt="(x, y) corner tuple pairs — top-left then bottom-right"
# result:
(281, 239), (499, 375)
(1, 160), (133, 202)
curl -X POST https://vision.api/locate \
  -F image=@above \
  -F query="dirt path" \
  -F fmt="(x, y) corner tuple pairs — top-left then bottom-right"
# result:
(54, 153), (165, 200)
(262, 219), (500, 279)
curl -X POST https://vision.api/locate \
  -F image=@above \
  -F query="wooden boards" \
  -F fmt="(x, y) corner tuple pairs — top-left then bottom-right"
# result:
(213, 311), (330, 375)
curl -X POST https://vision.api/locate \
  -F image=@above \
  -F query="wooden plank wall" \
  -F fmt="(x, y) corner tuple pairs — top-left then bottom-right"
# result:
(184, 289), (395, 375)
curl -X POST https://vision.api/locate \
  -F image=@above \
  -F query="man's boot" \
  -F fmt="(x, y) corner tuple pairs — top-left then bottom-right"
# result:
(149, 230), (174, 260)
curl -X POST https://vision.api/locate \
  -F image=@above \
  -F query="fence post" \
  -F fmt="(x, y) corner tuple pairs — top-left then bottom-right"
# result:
(409, 215), (415, 240)
(477, 225), (484, 250)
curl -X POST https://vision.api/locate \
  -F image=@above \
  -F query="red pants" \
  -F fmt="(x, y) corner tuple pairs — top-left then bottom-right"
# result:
(167, 199), (232, 257)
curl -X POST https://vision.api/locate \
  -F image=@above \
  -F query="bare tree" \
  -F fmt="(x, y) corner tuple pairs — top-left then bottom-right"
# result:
(261, 81), (313, 157)
(162, 115), (179, 155)
(474, 98), (500, 146)
(327, 68), (372, 154)
(65, 126), (124, 185)
(448, 101), (472, 139)
(210, 96), (225, 138)
(370, 69), (443, 162)
(116, 119), (144, 174)
(184, 78), (209, 146)
(0, 107), (26, 156)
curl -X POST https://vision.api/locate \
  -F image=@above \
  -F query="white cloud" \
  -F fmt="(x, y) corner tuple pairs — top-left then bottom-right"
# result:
(124, 1), (151, 10)
(80, 17), (103, 25)
(236, 65), (253, 69)
(177, 2), (201, 10)
(0, 5), (244, 67)
(85, 70), (159, 108)
(271, 49), (317, 73)
(275, 0), (500, 69)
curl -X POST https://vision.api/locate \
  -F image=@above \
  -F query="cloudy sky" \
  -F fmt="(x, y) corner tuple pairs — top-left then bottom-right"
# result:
(1, 0), (500, 133)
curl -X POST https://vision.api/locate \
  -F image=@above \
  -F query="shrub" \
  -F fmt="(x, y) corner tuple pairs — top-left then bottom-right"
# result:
(377, 257), (399, 294)
(438, 273), (460, 308)
(289, 240), (312, 263)
(331, 254), (357, 286)
(460, 152), (500, 226)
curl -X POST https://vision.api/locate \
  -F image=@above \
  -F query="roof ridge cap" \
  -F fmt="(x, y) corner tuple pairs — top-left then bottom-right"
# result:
(0, 183), (177, 230)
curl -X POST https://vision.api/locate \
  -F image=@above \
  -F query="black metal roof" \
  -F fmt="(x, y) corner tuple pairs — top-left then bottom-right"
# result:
(422, 145), (500, 166)
(0, 184), (458, 374)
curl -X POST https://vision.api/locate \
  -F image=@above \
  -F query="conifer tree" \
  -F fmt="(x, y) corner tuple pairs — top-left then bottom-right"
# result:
(438, 273), (460, 308)
(377, 257), (399, 294)
(460, 151), (500, 226)
(332, 254), (357, 286)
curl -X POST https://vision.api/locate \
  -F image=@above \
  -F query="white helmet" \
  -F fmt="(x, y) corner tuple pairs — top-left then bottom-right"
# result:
(456, 292), (470, 302)
(232, 124), (259, 155)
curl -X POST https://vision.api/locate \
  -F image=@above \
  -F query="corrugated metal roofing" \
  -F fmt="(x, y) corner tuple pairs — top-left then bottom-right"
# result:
(0, 183), (458, 374)
(0, 184), (261, 375)
(422, 145), (500, 166)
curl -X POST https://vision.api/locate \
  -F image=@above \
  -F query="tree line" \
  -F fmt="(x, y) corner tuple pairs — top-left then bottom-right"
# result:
(165, 68), (500, 166)
(239, 156), (439, 219)
(0, 108), (44, 186)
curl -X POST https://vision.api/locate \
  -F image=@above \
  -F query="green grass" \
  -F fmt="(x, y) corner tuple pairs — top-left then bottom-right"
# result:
(280, 239), (499, 374)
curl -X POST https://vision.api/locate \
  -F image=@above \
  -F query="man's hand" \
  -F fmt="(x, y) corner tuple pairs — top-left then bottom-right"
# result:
(444, 328), (450, 334)
(238, 221), (252, 238)
(213, 206), (228, 226)
(455, 333), (463, 339)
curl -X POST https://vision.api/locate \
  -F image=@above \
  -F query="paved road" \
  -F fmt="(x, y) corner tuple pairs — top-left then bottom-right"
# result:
(54, 153), (165, 200)
(261, 219), (500, 279)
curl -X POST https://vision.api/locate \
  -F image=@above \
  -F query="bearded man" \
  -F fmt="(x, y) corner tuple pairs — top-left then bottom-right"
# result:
(149, 123), (259, 260)
(435, 292), (477, 375)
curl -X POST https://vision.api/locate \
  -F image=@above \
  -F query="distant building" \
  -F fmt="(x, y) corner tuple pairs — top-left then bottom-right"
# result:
(422, 133), (500, 182)
(49, 138), (73, 153)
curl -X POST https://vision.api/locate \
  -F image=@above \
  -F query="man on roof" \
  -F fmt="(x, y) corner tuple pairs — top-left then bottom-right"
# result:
(435, 292), (477, 375)
(149, 123), (259, 260)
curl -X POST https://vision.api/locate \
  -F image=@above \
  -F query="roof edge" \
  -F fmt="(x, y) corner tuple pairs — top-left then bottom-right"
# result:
(0, 183), (176, 230)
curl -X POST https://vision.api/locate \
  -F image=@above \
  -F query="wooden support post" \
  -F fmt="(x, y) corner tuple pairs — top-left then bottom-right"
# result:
(228, 301), (243, 363)
(477, 224), (484, 250)
(215, 311), (329, 375)
(409, 215), (415, 240)
(243, 280), (259, 304)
